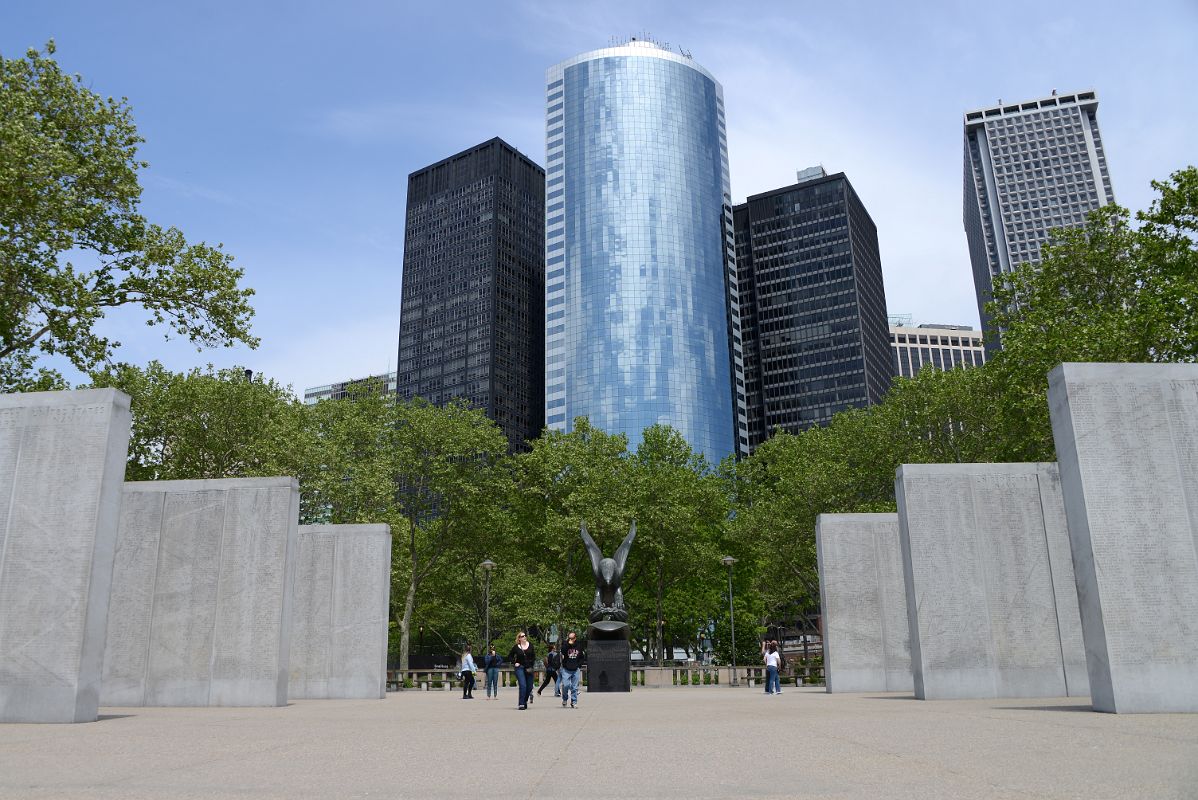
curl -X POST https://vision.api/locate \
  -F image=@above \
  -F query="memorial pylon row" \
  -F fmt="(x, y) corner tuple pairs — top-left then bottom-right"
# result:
(817, 362), (1198, 713)
(0, 389), (393, 723)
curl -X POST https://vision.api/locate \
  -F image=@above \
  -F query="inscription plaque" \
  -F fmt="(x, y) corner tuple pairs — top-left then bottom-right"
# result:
(816, 514), (912, 692)
(1049, 363), (1198, 713)
(0, 389), (131, 723)
(100, 478), (299, 707)
(896, 463), (1088, 700)
(289, 524), (392, 700)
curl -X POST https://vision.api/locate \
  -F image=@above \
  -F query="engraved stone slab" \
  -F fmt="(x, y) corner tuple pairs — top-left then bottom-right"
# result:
(0, 388), (131, 723)
(1049, 362), (1198, 713)
(816, 513), (912, 692)
(896, 463), (1089, 700)
(289, 524), (392, 700)
(101, 478), (299, 707)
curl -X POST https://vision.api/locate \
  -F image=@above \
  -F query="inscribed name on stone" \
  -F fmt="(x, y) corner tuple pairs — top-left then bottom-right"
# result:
(289, 524), (392, 699)
(816, 514), (912, 693)
(101, 478), (299, 707)
(0, 389), (131, 723)
(1048, 362), (1198, 713)
(896, 463), (1088, 700)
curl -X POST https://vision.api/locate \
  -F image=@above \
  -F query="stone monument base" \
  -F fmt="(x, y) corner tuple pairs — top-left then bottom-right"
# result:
(587, 639), (630, 692)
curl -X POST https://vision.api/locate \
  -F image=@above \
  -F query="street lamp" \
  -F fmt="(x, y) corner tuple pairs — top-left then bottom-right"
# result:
(480, 559), (495, 647)
(721, 556), (738, 686)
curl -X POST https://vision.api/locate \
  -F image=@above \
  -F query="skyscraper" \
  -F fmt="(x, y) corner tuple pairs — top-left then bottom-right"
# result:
(396, 137), (545, 452)
(735, 167), (892, 448)
(963, 90), (1114, 342)
(544, 39), (748, 464)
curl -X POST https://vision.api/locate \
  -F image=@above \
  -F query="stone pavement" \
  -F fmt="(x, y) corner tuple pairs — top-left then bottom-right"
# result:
(1, 687), (1196, 799)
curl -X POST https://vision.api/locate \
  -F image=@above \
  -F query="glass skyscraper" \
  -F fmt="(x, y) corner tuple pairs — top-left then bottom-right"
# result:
(544, 40), (748, 464)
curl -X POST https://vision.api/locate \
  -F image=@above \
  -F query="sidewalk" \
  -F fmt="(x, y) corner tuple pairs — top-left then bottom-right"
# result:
(1, 688), (1195, 798)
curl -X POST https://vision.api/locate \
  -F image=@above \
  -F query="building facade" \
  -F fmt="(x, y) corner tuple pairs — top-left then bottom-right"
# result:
(735, 167), (893, 448)
(544, 40), (748, 464)
(890, 324), (985, 378)
(396, 138), (545, 452)
(963, 90), (1114, 341)
(304, 371), (396, 405)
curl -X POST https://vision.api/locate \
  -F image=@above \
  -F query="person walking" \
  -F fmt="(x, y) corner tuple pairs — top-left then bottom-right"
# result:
(507, 631), (536, 710)
(559, 630), (584, 708)
(483, 645), (502, 699)
(762, 640), (782, 695)
(537, 643), (561, 699)
(460, 644), (477, 699)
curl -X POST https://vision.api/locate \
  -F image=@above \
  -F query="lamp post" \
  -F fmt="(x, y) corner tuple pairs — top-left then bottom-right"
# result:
(480, 559), (495, 647)
(721, 556), (738, 686)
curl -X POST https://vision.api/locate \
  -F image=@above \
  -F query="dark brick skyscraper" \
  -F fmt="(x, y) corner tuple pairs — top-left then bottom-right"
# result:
(396, 138), (545, 452)
(734, 167), (892, 449)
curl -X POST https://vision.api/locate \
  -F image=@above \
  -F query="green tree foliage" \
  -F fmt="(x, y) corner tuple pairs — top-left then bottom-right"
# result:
(508, 418), (634, 647)
(0, 42), (256, 390)
(302, 394), (511, 670)
(87, 360), (306, 481)
(626, 425), (729, 663)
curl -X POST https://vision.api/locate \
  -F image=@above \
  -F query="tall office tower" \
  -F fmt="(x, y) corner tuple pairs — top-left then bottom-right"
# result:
(890, 324), (985, 378)
(735, 167), (892, 449)
(396, 138), (545, 453)
(544, 39), (748, 464)
(963, 90), (1114, 342)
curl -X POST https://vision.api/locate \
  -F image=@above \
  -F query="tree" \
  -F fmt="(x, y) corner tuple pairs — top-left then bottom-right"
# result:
(87, 360), (307, 481)
(627, 425), (729, 664)
(510, 418), (634, 646)
(986, 166), (1198, 459)
(302, 395), (511, 671)
(1, 42), (256, 390)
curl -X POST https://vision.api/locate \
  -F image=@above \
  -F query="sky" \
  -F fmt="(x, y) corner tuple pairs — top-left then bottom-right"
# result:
(5, 0), (1196, 396)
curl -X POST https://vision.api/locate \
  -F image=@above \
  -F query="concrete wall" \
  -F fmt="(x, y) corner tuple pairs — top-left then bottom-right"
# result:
(896, 463), (1088, 700)
(101, 478), (299, 707)
(289, 524), (392, 699)
(0, 389), (131, 723)
(1049, 362), (1198, 713)
(816, 513), (912, 693)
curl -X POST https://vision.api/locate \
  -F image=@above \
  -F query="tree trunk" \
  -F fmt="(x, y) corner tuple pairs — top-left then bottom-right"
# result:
(655, 559), (665, 666)
(398, 576), (418, 671)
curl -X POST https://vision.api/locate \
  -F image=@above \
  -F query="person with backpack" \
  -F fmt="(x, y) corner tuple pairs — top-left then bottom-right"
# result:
(537, 643), (561, 698)
(460, 644), (477, 699)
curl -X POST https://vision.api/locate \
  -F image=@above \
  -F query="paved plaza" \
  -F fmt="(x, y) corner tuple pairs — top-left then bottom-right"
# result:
(1, 687), (1196, 799)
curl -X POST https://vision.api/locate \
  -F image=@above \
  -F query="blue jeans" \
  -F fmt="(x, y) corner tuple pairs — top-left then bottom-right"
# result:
(485, 667), (499, 697)
(515, 668), (532, 707)
(765, 665), (780, 694)
(559, 668), (580, 704)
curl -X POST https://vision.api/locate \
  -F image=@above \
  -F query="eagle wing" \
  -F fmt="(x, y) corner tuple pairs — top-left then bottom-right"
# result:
(580, 520), (603, 582)
(613, 519), (636, 578)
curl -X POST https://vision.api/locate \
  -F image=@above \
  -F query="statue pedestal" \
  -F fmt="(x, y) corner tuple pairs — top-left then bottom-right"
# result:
(587, 638), (631, 692)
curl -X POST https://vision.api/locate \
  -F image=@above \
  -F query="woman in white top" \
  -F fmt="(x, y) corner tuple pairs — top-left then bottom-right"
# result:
(460, 645), (477, 699)
(762, 640), (782, 695)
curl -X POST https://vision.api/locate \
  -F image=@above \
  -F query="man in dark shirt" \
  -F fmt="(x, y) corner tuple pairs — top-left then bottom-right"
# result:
(559, 630), (585, 708)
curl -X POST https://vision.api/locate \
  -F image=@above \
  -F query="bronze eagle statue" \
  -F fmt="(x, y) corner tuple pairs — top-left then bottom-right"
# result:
(580, 520), (636, 623)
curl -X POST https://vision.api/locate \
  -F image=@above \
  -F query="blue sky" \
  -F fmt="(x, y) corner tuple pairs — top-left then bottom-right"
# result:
(5, 0), (1196, 395)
